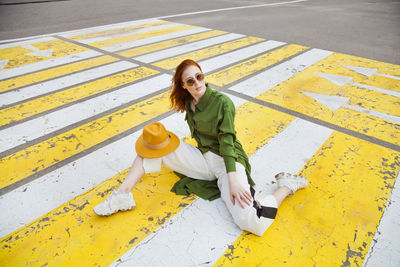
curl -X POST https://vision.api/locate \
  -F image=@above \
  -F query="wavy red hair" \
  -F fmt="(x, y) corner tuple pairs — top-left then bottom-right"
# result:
(170, 59), (202, 113)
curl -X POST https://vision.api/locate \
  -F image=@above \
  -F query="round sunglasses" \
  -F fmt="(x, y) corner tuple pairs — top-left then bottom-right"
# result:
(184, 73), (205, 87)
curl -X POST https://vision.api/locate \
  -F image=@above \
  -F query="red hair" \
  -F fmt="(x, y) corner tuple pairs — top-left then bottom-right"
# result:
(170, 59), (202, 113)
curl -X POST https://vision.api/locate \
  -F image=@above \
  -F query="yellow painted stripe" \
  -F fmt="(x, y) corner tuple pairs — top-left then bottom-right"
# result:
(117, 30), (226, 58)
(0, 40), (88, 70)
(70, 20), (173, 41)
(0, 90), (167, 190)
(339, 54), (400, 92)
(0, 67), (158, 127)
(214, 131), (400, 266)
(0, 101), (295, 266)
(256, 52), (400, 145)
(0, 167), (196, 267)
(0, 55), (119, 93)
(207, 44), (308, 86)
(235, 101), (295, 155)
(152, 36), (264, 70)
(89, 24), (198, 48)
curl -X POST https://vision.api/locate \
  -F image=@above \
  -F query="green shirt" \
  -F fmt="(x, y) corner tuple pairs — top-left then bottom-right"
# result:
(185, 85), (254, 185)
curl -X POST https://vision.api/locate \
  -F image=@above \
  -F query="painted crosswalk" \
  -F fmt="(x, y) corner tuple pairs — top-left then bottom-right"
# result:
(0, 18), (399, 266)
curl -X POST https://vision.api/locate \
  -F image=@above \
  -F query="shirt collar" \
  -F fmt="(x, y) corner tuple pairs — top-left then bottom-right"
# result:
(195, 84), (212, 112)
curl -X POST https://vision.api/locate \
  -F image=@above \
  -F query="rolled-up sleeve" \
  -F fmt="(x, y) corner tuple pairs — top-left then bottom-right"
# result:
(142, 158), (162, 173)
(218, 100), (237, 173)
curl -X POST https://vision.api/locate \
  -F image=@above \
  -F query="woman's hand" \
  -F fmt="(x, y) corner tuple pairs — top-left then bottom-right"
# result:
(227, 172), (252, 208)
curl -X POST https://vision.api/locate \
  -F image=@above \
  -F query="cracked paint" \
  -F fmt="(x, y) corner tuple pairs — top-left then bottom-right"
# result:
(0, 97), (297, 266)
(214, 131), (400, 266)
(71, 21), (173, 41)
(89, 24), (197, 49)
(207, 44), (308, 87)
(256, 52), (400, 145)
(0, 91), (170, 189)
(152, 36), (263, 70)
(117, 30), (227, 58)
(0, 66), (159, 127)
(0, 40), (88, 70)
(1, 21), (399, 266)
(0, 55), (119, 93)
(0, 167), (194, 266)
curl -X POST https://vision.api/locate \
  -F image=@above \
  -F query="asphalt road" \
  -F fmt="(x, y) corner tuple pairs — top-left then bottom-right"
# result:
(0, 0), (399, 64)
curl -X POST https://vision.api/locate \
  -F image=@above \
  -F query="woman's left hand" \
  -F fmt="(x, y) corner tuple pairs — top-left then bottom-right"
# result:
(227, 172), (252, 208)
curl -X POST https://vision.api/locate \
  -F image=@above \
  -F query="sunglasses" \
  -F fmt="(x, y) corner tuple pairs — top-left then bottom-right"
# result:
(184, 73), (205, 87)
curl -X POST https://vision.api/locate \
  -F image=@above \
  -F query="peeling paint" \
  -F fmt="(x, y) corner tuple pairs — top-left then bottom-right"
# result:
(0, 91), (169, 189)
(153, 36), (263, 70)
(0, 66), (159, 127)
(207, 44), (308, 87)
(0, 39), (88, 70)
(214, 131), (400, 266)
(128, 237), (138, 245)
(118, 30), (227, 58)
(90, 24), (197, 49)
(0, 56), (119, 93)
(256, 52), (400, 145)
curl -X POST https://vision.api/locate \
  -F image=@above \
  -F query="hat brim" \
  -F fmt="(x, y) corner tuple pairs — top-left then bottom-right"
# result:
(135, 131), (180, 158)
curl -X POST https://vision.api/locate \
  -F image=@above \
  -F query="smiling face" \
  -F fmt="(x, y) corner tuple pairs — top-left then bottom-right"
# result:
(181, 65), (206, 101)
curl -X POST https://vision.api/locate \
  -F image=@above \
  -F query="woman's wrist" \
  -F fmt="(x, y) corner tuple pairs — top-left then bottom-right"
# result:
(227, 172), (237, 184)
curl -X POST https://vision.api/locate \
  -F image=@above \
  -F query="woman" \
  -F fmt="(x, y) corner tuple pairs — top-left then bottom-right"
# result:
(94, 59), (308, 236)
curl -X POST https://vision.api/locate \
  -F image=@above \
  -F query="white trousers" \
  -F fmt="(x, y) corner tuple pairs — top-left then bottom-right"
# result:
(142, 141), (278, 236)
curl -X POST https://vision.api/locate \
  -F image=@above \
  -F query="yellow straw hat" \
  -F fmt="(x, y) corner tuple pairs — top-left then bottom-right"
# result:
(135, 122), (180, 158)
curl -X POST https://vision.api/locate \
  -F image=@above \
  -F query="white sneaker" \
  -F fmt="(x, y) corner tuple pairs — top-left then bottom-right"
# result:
(275, 172), (308, 195)
(93, 190), (136, 216)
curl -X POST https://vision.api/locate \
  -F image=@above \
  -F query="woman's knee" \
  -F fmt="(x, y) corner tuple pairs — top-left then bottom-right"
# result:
(235, 215), (274, 236)
(230, 205), (276, 237)
(230, 207), (254, 231)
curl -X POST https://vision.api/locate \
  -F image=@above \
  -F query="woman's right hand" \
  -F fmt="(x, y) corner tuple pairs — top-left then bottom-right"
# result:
(227, 172), (252, 208)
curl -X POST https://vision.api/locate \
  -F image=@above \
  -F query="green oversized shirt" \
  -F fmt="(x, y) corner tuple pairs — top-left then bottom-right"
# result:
(185, 85), (254, 185)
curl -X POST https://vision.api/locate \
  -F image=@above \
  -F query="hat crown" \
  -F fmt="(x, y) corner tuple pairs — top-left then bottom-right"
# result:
(142, 122), (169, 145)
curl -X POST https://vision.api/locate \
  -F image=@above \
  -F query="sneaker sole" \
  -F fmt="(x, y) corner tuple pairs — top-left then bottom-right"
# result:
(275, 172), (308, 195)
(94, 205), (135, 217)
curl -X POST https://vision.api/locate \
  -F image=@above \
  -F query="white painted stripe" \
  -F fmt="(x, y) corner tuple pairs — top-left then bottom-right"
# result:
(343, 104), (400, 125)
(229, 48), (333, 97)
(0, 61), (136, 107)
(0, 74), (172, 153)
(0, 60), (8, 70)
(0, 50), (102, 80)
(0, 19), (160, 45)
(79, 23), (182, 44)
(111, 118), (333, 267)
(60, 18), (162, 38)
(133, 33), (244, 63)
(379, 73), (400, 81)
(363, 171), (400, 267)
(0, 0), (307, 44)
(0, 113), (181, 238)
(157, 0), (309, 20)
(200, 40), (286, 73)
(352, 82), (400, 98)
(0, 93), (244, 238)
(103, 27), (210, 53)
(0, 36), (55, 49)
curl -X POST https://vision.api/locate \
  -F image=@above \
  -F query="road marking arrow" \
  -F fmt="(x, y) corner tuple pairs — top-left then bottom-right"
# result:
(302, 91), (349, 111)
(302, 91), (400, 124)
(22, 44), (53, 58)
(0, 59), (8, 70)
(342, 64), (400, 80)
(314, 72), (400, 98)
